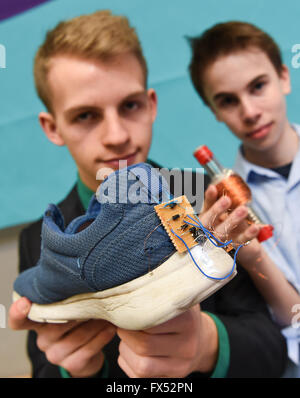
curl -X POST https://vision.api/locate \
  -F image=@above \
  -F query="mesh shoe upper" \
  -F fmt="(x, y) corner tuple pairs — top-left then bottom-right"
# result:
(13, 163), (176, 304)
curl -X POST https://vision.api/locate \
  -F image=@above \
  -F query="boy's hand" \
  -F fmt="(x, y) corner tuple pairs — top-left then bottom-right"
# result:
(9, 297), (116, 377)
(200, 184), (263, 267)
(117, 304), (218, 378)
(200, 184), (261, 246)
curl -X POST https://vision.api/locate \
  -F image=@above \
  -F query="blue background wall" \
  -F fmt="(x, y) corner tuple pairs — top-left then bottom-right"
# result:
(0, 0), (299, 228)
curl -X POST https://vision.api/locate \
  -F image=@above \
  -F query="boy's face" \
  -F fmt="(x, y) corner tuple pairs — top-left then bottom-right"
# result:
(40, 53), (157, 191)
(202, 48), (291, 156)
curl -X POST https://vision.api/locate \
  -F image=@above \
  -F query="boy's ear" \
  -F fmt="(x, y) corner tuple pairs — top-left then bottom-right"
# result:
(38, 112), (65, 146)
(280, 64), (291, 95)
(147, 88), (158, 123)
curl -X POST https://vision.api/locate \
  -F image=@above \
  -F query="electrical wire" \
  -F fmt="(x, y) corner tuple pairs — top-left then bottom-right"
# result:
(170, 227), (243, 281)
(162, 199), (244, 281)
(185, 214), (230, 248)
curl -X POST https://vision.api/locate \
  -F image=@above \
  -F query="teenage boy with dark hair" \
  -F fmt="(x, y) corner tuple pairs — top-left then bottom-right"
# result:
(188, 21), (300, 376)
(9, 12), (287, 378)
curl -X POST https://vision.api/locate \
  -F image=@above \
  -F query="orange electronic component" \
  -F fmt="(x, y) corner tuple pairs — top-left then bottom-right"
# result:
(194, 145), (273, 243)
(154, 196), (200, 253)
(155, 195), (235, 255)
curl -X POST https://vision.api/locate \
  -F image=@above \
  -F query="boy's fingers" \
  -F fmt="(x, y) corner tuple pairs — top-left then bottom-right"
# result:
(200, 195), (232, 229)
(235, 224), (260, 245)
(9, 297), (42, 332)
(213, 205), (248, 241)
(201, 185), (219, 212)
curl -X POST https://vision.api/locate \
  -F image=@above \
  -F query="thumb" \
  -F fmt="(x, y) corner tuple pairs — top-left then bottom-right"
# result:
(8, 297), (40, 331)
(202, 184), (218, 212)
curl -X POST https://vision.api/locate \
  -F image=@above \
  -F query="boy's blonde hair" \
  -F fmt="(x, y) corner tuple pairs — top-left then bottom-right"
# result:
(34, 10), (148, 112)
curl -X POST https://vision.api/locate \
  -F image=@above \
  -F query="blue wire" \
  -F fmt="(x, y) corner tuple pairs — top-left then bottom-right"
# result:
(162, 205), (243, 280)
(183, 220), (203, 228)
(170, 227), (243, 281)
(163, 200), (178, 208)
(184, 216), (230, 249)
(185, 214), (231, 248)
(163, 202), (229, 247)
(182, 219), (228, 248)
(186, 214), (223, 242)
(163, 202), (230, 247)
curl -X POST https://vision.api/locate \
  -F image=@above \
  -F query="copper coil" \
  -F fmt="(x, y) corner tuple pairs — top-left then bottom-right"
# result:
(216, 174), (252, 209)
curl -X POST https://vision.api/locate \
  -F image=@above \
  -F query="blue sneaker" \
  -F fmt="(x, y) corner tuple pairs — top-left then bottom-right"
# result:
(13, 163), (235, 330)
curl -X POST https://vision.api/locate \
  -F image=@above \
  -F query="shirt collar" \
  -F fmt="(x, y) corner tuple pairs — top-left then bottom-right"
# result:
(234, 148), (277, 181)
(234, 123), (300, 185)
(289, 124), (300, 188)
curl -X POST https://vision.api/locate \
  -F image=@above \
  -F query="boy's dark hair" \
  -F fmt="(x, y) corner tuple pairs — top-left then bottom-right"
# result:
(187, 21), (283, 105)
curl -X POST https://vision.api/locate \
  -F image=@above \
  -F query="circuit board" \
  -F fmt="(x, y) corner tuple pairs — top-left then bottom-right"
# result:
(155, 195), (234, 255)
(154, 196), (204, 253)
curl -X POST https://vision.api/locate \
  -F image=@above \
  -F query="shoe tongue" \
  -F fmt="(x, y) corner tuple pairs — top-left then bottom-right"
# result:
(97, 163), (172, 205)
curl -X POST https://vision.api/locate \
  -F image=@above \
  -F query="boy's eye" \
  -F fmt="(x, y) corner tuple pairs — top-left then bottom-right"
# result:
(219, 96), (236, 108)
(123, 101), (139, 111)
(75, 111), (97, 122)
(252, 80), (266, 92)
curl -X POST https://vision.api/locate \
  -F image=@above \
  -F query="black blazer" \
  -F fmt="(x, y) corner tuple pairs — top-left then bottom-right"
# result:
(19, 168), (287, 378)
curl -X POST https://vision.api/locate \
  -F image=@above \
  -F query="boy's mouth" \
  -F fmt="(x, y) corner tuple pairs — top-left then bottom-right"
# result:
(102, 151), (138, 169)
(246, 122), (274, 140)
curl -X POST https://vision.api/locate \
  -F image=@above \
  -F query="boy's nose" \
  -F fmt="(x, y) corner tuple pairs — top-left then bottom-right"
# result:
(240, 98), (261, 124)
(101, 111), (130, 146)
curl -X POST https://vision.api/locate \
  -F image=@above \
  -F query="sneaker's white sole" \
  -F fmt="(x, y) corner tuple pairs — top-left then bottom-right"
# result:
(13, 242), (236, 330)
